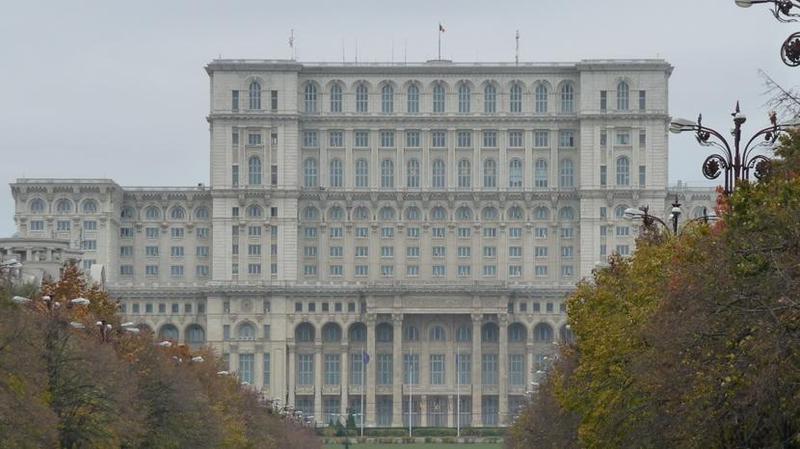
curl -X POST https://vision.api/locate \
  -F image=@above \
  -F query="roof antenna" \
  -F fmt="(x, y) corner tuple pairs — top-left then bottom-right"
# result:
(515, 30), (520, 65)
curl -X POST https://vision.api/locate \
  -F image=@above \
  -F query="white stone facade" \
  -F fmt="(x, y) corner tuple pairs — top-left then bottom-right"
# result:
(9, 58), (716, 428)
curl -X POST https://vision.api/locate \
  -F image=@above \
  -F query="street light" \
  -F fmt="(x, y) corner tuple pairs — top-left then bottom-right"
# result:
(670, 103), (796, 195)
(734, 0), (800, 66)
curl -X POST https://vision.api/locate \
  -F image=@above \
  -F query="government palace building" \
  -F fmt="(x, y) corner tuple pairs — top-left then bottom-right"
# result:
(8, 58), (717, 428)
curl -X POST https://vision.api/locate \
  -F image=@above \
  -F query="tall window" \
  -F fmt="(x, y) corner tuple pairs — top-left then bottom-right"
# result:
(561, 83), (575, 113)
(356, 83), (369, 113)
(616, 156), (630, 186)
(355, 159), (369, 188)
(430, 354), (445, 385)
(535, 84), (548, 113)
(303, 158), (318, 187)
(483, 159), (497, 188)
(457, 159), (471, 188)
(239, 353), (254, 384)
(330, 83), (342, 112)
(509, 159), (523, 188)
(510, 83), (523, 113)
(639, 90), (647, 110)
(324, 354), (341, 385)
(407, 84), (419, 113)
(484, 84), (496, 113)
(559, 159), (575, 187)
(458, 83), (470, 113)
(377, 354), (393, 385)
(403, 354), (420, 384)
(432, 83), (445, 113)
(535, 159), (548, 188)
(381, 159), (394, 188)
(432, 159), (446, 189)
(407, 158), (420, 188)
(381, 84), (394, 113)
(248, 81), (261, 110)
(329, 159), (343, 187)
(248, 156), (262, 185)
(297, 354), (314, 385)
(617, 81), (630, 111)
(304, 83), (317, 113)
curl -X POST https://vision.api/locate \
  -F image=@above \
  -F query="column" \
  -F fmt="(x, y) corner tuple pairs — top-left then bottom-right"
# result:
(471, 313), (483, 427)
(420, 394), (428, 427)
(391, 314), (404, 427)
(340, 338), (349, 419)
(288, 344), (296, 407)
(366, 314), (377, 427)
(314, 343), (323, 423)
(526, 341), (535, 396)
(498, 314), (509, 426)
(447, 394), (455, 428)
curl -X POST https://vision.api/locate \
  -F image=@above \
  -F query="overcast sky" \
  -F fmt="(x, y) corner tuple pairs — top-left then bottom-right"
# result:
(0, 0), (794, 237)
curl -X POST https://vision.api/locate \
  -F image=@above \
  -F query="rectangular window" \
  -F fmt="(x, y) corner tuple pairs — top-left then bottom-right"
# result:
(324, 354), (341, 385)
(248, 226), (261, 237)
(170, 265), (184, 277)
(616, 131), (631, 145)
(432, 265), (446, 277)
(430, 354), (445, 385)
(232, 130), (239, 145)
(355, 130), (369, 148)
(271, 90), (278, 111)
(483, 227), (497, 238)
(561, 227), (575, 239)
(248, 244), (261, 256)
(535, 227), (548, 239)
(457, 354), (471, 384)
(639, 129), (647, 147)
(83, 220), (97, 231)
(297, 354), (314, 386)
(535, 246), (548, 258)
(639, 90), (646, 110)
(561, 246), (574, 258)
(196, 265), (209, 277)
(271, 165), (278, 185)
(535, 265), (548, 276)
(405, 130), (420, 147)
(30, 220), (44, 231)
(559, 130), (575, 148)
(509, 227), (522, 238)
(263, 353), (271, 387)
(349, 353), (365, 386)
(482, 246), (497, 258)
(170, 246), (184, 257)
(120, 227), (134, 238)
(482, 265), (497, 276)
(561, 265), (575, 277)
(303, 265), (317, 275)
(458, 265), (471, 277)
(600, 130), (607, 147)
(197, 227), (209, 239)
(56, 220), (71, 231)
(616, 226), (630, 236)
(232, 165), (239, 186)
(329, 227), (343, 239)
(431, 130), (446, 148)
(406, 246), (419, 258)
(381, 265), (394, 276)
(302, 130), (318, 148)
(481, 354), (498, 385)
(509, 265), (522, 277)
(304, 227), (318, 239)
(403, 354), (419, 385)
(600, 244), (607, 256)
(510, 354), (525, 386)
(600, 90), (607, 111)
(381, 227), (394, 238)
(600, 165), (607, 186)
(239, 353), (254, 384)
(616, 244), (631, 256)
(145, 265), (158, 276)
(482, 130), (497, 148)
(355, 265), (368, 276)
(380, 130), (395, 148)
(248, 132), (262, 145)
(355, 246), (369, 258)
(329, 246), (343, 258)
(377, 354), (393, 385)
(171, 227), (184, 239)
(355, 227), (369, 238)
(509, 246), (522, 258)
(119, 246), (133, 257)
(639, 165), (646, 186)
(508, 130), (524, 148)
(534, 130), (549, 148)
(406, 265), (419, 276)
(232, 90), (239, 111)
(196, 246), (209, 258)
(380, 246), (394, 258)
(457, 227), (471, 238)
(457, 246), (471, 258)
(329, 130), (344, 147)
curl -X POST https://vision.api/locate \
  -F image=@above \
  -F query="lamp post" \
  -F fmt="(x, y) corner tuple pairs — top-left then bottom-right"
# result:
(670, 103), (797, 195)
(735, 0), (800, 66)
(624, 200), (718, 235)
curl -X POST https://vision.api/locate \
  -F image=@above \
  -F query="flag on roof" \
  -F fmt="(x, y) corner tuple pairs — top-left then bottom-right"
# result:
(439, 23), (446, 32)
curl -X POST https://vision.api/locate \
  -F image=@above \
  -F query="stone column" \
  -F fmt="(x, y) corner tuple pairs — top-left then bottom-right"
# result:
(288, 343), (296, 407)
(314, 343), (323, 423)
(471, 313), (483, 427)
(498, 314), (509, 426)
(340, 339), (349, 419)
(391, 313), (404, 427)
(366, 314), (377, 427)
(420, 394), (428, 427)
(447, 394), (455, 427)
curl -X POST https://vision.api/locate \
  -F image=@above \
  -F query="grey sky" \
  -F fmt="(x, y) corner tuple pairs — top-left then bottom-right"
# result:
(0, 0), (794, 237)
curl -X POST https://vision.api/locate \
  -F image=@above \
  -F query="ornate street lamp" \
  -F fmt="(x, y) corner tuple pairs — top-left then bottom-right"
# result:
(624, 198), (718, 235)
(670, 102), (796, 195)
(735, 0), (800, 66)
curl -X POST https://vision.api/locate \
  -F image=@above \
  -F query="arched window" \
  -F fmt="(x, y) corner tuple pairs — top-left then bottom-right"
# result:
(458, 83), (470, 113)
(187, 324), (205, 346)
(535, 83), (548, 113)
(380, 159), (394, 188)
(561, 83), (575, 113)
(614, 205), (628, 219)
(355, 159), (369, 188)
(483, 159), (497, 188)
(330, 83), (343, 112)
(534, 206), (550, 220)
(406, 158), (420, 188)
(145, 206), (161, 221)
(508, 206), (524, 220)
(456, 326), (472, 342)
(381, 84), (394, 113)
(379, 207), (395, 221)
(535, 159), (548, 188)
(328, 206), (345, 221)
(508, 323), (527, 343)
(295, 323), (315, 342)
(432, 83), (445, 113)
(29, 198), (46, 214)
(559, 159), (574, 188)
(304, 83), (317, 113)
(616, 156), (630, 186)
(377, 323), (393, 342)
(350, 206), (368, 221)
(247, 205), (263, 218)
(82, 200), (98, 214)
(457, 159), (471, 188)
(238, 322), (256, 340)
(617, 81), (630, 111)
(403, 326), (419, 342)
(303, 206), (320, 221)
(407, 84), (420, 113)
(329, 159), (343, 187)
(349, 323), (367, 342)
(120, 207), (135, 221)
(248, 156), (262, 185)
(533, 323), (554, 343)
(56, 199), (73, 214)
(303, 158), (318, 188)
(431, 206), (447, 221)
(456, 206), (473, 221)
(159, 324), (179, 341)
(195, 207), (209, 220)
(509, 159), (523, 188)
(482, 323), (499, 343)
(510, 83), (523, 113)
(484, 84), (497, 113)
(405, 207), (421, 221)
(559, 207), (576, 221)
(322, 323), (342, 343)
(356, 83), (369, 113)
(482, 207), (499, 221)
(170, 206), (186, 220)
(429, 326), (446, 342)
(432, 159), (446, 189)
(248, 81), (261, 110)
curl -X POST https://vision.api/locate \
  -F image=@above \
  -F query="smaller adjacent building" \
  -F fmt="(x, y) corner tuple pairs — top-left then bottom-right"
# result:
(0, 237), (85, 285)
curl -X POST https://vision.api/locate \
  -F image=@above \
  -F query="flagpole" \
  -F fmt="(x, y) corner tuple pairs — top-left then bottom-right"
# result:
(360, 351), (365, 437)
(408, 347), (413, 437)
(438, 26), (441, 60)
(456, 341), (460, 438)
